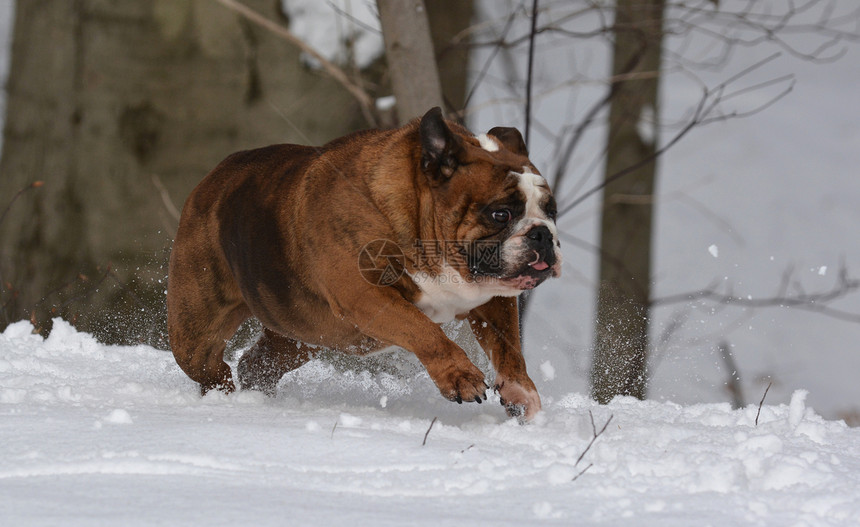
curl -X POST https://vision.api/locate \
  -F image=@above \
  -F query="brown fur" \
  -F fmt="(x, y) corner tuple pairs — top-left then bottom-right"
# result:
(167, 108), (554, 420)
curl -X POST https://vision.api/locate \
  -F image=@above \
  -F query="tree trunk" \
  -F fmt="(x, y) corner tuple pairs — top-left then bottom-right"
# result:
(425, 0), (474, 114)
(377, 0), (444, 123)
(591, 0), (666, 403)
(0, 0), (369, 343)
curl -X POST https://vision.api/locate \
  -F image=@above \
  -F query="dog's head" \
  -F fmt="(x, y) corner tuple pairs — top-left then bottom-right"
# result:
(417, 107), (562, 293)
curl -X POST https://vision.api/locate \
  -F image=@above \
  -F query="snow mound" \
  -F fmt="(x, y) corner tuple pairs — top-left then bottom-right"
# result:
(2, 319), (860, 525)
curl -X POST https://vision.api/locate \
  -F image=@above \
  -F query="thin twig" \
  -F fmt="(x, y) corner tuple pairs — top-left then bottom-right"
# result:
(422, 416), (438, 446)
(652, 265), (860, 324)
(559, 91), (708, 216)
(570, 463), (593, 482)
(558, 52), (787, 217)
(755, 381), (773, 426)
(575, 411), (613, 466)
(331, 419), (338, 439)
(0, 181), (43, 228)
(551, 46), (647, 196)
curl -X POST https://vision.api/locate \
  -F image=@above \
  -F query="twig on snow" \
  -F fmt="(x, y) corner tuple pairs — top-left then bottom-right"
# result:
(570, 463), (593, 482)
(755, 381), (773, 426)
(422, 416), (438, 446)
(575, 411), (613, 468)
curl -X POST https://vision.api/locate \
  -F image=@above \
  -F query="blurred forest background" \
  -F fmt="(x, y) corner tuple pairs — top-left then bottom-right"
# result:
(1, 0), (859, 419)
(0, 0), (471, 344)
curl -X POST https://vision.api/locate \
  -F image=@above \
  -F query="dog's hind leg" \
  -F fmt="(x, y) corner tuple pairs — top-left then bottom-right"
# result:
(237, 329), (312, 396)
(167, 236), (250, 395)
(168, 298), (248, 395)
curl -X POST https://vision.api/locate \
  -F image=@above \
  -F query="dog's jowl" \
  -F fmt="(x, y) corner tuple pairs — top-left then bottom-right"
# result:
(167, 107), (562, 421)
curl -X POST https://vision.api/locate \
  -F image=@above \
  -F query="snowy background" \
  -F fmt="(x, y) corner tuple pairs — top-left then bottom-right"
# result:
(2, 1), (860, 524)
(465, 1), (860, 422)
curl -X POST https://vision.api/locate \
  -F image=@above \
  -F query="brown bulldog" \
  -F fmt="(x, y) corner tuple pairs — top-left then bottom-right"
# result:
(167, 107), (562, 421)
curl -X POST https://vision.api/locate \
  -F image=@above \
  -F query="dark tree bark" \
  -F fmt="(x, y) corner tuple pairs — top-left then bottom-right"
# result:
(378, 0), (444, 123)
(425, 0), (474, 115)
(591, 0), (666, 403)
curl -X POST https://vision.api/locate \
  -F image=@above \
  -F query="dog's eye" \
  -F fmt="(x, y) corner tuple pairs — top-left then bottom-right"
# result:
(491, 209), (512, 224)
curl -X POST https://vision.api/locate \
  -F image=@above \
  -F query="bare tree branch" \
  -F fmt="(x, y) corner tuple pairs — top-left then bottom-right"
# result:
(652, 265), (860, 324)
(558, 52), (787, 217)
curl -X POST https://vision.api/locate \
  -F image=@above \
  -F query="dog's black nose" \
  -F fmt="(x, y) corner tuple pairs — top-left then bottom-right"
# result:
(525, 225), (556, 267)
(526, 225), (551, 245)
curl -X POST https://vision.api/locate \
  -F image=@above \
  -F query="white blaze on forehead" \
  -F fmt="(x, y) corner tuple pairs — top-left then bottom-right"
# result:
(476, 133), (499, 152)
(517, 166), (548, 218)
(514, 166), (558, 238)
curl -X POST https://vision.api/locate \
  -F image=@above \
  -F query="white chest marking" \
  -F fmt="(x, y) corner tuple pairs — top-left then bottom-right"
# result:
(410, 266), (511, 323)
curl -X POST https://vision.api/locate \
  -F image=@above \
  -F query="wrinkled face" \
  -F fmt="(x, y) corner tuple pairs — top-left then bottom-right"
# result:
(423, 120), (563, 293)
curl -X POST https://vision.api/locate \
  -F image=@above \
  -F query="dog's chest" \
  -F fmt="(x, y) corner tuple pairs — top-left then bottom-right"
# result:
(409, 266), (499, 323)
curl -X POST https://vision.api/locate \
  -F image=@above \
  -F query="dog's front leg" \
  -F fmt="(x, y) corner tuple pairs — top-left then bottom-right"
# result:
(468, 296), (541, 421)
(328, 286), (489, 405)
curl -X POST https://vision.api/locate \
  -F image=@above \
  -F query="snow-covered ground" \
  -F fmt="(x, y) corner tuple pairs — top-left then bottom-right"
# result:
(2, 3), (860, 524)
(2, 320), (860, 525)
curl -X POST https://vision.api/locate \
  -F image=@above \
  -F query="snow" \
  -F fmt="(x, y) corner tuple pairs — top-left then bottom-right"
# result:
(3, 320), (860, 525)
(375, 94), (396, 111)
(540, 359), (556, 381)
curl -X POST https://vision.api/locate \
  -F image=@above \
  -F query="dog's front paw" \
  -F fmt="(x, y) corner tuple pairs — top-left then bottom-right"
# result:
(494, 375), (541, 422)
(432, 361), (489, 405)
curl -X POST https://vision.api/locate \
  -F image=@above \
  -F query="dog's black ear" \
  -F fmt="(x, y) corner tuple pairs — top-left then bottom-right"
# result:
(420, 107), (461, 183)
(488, 126), (528, 157)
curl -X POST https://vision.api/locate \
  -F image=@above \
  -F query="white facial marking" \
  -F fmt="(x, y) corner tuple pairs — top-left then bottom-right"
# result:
(499, 166), (563, 277)
(476, 133), (499, 152)
(514, 166), (557, 236)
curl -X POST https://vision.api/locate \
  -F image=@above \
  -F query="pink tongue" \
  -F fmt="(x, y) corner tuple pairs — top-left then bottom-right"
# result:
(531, 261), (549, 271)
